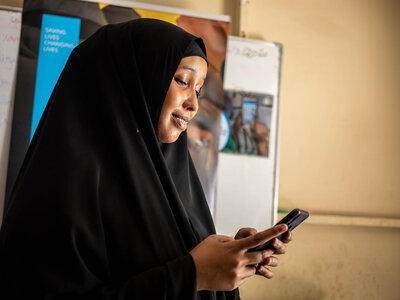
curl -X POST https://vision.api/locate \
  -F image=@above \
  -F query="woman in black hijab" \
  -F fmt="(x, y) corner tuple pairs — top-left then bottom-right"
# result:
(0, 19), (290, 299)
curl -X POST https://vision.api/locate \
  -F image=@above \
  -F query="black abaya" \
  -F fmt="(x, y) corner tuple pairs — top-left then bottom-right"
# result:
(0, 19), (239, 300)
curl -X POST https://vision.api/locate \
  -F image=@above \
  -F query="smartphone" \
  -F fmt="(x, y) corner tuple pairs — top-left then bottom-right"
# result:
(248, 208), (309, 252)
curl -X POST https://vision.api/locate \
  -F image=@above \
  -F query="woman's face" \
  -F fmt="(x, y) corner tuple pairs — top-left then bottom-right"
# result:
(157, 56), (207, 143)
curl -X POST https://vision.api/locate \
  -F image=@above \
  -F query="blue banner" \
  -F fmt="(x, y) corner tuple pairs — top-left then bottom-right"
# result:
(30, 14), (81, 140)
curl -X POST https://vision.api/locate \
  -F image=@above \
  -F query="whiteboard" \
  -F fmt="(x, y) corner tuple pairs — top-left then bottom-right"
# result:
(0, 7), (21, 225)
(224, 36), (281, 95)
(215, 36), (282, 236)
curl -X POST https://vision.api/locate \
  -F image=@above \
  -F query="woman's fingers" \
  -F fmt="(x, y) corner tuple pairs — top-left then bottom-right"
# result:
(234, 224), (288, 251)
(256, 265), (274, 279)
(235, 267), (256, 289)
(234, 227), (258, 240)
(272, 238), (287, 254)
(244, 265), (257, 278)
(262, 256), (279, 267)
(190, 231), (287, 291)
(217, 235), (235, 243)
(281, 231), (293, 243)
(243, 249), (274, 265)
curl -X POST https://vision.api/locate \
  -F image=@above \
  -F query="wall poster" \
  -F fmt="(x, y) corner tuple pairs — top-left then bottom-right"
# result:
(5, 0), (230, 217)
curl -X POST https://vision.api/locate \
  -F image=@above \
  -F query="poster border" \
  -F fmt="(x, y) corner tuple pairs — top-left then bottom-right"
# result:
(81, 0), (230, 22)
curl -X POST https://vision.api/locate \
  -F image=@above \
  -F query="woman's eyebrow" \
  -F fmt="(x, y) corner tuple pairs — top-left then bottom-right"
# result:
(181, 65), (206, 81)
(182, 65), (197, 73)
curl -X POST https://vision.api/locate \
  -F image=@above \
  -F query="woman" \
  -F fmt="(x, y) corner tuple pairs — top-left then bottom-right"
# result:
(0, 19), (290, 299)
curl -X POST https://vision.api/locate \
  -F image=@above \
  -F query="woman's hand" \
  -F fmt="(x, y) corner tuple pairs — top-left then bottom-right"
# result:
(189, 224), (288, 291)
(234, 227), (293, 279)
(250, 115), (270, 156)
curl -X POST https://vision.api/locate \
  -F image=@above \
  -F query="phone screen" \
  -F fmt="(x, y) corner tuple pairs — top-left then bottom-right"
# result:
(242, 99), (257, 123)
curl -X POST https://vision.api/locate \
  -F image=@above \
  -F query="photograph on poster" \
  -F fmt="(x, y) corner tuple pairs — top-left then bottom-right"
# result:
(221, 90), (273, 157)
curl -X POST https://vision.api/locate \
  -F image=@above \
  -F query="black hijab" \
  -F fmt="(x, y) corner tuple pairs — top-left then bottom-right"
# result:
(0, 19), (239, 300)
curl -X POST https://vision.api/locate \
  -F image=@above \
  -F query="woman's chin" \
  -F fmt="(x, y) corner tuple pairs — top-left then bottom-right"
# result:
(157, 131), (181, 143)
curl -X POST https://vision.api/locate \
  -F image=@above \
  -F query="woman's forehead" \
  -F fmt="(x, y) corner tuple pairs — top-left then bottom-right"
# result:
(176, 56), (208, 79)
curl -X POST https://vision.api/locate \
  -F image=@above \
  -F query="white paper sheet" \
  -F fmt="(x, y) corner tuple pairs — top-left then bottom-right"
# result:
(0, 8), (21, 224)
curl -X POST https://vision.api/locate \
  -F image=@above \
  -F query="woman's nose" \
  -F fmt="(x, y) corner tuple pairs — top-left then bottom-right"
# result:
(183, 90), (199, 113)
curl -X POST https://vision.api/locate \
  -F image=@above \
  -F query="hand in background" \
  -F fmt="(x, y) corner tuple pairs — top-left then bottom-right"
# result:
(250, 115), (270, 157)
(231, 109), (243, 136)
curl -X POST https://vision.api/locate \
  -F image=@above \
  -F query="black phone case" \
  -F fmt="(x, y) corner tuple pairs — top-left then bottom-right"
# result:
(247, 208), (309, 252)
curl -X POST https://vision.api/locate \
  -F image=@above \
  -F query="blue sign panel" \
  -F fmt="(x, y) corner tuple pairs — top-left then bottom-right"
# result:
(30, 14), (81, 140)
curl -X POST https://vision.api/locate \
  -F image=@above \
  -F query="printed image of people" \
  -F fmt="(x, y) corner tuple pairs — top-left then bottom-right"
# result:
(222, 91), (273, 157)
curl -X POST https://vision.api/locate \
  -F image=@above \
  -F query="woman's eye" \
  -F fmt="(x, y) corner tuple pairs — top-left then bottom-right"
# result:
(196, 87), (202, 98)
(175, 77), (187, 86)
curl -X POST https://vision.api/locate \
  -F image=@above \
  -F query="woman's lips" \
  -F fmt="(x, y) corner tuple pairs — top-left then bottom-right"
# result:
(172, 113), (189, 130)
